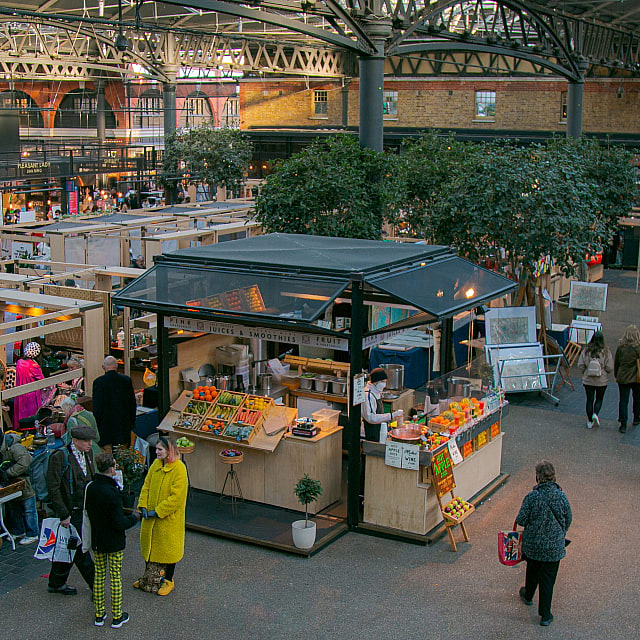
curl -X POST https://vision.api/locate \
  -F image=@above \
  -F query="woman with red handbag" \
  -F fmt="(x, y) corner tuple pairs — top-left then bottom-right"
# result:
(515, 461), (572, 627)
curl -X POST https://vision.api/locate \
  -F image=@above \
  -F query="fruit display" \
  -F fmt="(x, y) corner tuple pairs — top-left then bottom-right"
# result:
(235, 408), (262, 426)
(192, 386), (219, 403)
(176, 436), (195, 448)
(443, 496), (474, 522)
(206, 294), (224, 309)
(217, 391), (245, 407)
(241, 285), (266, 312)
(220, 448), (242, 458)
(224, 423), (255, 442)
(210, 404), (239, 423)
(224, 290), (243, 311)
(184, 399), (212, 416)
(200, 418), (227, 435)
(424, 432), (449, 451)
(243, 396), (270, 411)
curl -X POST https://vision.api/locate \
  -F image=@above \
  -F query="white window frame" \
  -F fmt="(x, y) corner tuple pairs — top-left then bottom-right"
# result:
(475, 91), (496, 118)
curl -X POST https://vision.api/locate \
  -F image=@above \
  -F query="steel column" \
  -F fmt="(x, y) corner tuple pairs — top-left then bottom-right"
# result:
(347, 278), (364, 528)
(157, 313), (170, 417)
(96, 80), (106, 144)
(567, 61), (589, 139)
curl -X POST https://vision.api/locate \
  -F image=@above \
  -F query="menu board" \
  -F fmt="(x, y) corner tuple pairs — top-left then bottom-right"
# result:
(431, 447), (455, 497)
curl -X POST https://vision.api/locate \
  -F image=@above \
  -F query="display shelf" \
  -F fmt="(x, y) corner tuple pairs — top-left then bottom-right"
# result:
(291, 389), (348, 405)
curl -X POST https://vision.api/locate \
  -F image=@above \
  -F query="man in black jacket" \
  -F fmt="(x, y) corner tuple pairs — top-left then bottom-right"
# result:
(86, 452), (139, 628)
(92, 356), (137, 453)
(46, 424), (96, 595)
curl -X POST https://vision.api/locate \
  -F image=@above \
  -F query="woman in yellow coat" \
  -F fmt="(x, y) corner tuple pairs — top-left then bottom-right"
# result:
(136, 435), (187, 596)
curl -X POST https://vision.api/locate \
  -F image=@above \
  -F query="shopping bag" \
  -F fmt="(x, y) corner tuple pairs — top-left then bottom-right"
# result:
(498, 520), (524, 566)
(81, 481), (92, 553)
(33, 517), (79, 563)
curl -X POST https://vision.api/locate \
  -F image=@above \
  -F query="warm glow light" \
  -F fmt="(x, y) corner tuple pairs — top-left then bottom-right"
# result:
(177, 329), (184, 335)
(103, 194), (109, 200)
(465, 288), (476, 299)
(436, 290), (444, 297)
(87, 196), (93, 202)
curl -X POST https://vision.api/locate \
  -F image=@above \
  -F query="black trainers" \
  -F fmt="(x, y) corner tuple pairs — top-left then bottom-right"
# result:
(540, 615), (554, 626)
(95, 614), (106, 627)
(111, 613), (130, 629)
(48, 584), (77, 595)
(619, 423), (627, 433)
(519, 587), (533, 606)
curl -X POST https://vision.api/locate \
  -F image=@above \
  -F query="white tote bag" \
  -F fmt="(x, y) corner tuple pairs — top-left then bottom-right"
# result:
(34, 517), (79, 563)
(81, 481), (93, 553)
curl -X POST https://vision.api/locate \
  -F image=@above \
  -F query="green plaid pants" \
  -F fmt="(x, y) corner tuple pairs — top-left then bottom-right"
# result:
(93, 551), (124, 618)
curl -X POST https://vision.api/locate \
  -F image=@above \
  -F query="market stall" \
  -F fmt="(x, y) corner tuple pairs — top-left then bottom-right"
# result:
(113, 233), (516, 551)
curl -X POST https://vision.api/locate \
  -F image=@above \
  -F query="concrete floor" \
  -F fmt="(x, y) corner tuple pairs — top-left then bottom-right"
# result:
(1, 269), (639, 639)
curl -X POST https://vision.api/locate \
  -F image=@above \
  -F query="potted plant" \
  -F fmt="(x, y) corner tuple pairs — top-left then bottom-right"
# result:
(292, 474), (323, 549)
(113, 447), (146, 509)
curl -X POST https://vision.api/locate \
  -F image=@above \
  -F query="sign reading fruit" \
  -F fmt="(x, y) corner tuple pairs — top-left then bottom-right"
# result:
(431, 447), (456, 497)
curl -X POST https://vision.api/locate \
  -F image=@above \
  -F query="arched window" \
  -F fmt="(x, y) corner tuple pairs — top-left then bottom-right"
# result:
(221, 97), (239, 129)
(137, 89), (163, 129)
(180, 91), (213, 128)
(54, 89), (116, 129)
(0, 90), (43, 128)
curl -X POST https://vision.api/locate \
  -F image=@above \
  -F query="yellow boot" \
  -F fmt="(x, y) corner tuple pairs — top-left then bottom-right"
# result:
(157, 579), (174, 596)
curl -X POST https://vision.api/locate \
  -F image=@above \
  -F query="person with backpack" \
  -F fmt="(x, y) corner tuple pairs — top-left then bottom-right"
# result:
(577, 331), (614, 429)
(0, 431), (39, 544)
(86, 453), (139, 628)
(46, 424), (96, 595)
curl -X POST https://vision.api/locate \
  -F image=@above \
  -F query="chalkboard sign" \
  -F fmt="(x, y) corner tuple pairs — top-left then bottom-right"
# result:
(431, 447), (455, 497)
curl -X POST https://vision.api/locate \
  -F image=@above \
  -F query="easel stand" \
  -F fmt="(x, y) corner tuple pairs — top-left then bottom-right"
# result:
(430, 448), (474, 552)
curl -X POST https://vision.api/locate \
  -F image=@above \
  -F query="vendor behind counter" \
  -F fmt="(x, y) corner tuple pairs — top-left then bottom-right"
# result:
(362, 368), (404, 443)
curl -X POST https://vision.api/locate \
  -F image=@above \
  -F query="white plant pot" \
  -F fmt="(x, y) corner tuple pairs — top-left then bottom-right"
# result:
(291, 519), (317, 549)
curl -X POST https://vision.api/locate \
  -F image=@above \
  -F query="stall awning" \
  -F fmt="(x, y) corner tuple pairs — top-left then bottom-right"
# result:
(367, 256), (516, 319)
(114, 263), (349, 323)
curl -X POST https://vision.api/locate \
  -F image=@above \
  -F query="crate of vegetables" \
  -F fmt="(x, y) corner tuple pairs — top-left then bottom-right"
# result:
(182, 399), (213, 417)
(215, 391), (246, 408)
(174, 413), (205, 431)
(241, 395), (274, 413)
(235, 407), (264, 429)
(223, 422), (257, 444)
(208, 403), (240, 424)
(192, 385), (219, 404)
(199, 417), (228, 437)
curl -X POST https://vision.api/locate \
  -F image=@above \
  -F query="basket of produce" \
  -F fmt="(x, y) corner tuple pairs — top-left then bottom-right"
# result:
(220, 448), (243, 464)
(200, 418), (227, 436)
(176, 436), (195, 454)
(192, 385), (219, 403)
(216, 391), (246, 407)
(442, 496), (475, 523)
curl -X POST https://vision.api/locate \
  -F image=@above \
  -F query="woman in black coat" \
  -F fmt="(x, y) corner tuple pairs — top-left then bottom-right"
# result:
(516, 460), (572, 627)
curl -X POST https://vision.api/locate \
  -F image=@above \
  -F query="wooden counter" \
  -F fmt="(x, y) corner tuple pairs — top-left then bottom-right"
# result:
(180, 424), (343, 514)
(363, 432), (503, 535)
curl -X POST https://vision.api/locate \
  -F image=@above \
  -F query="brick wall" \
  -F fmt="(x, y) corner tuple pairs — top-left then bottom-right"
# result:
(242, 77), (640, 135)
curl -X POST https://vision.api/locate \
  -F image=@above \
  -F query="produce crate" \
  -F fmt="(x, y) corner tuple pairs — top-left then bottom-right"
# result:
(241, 395), (274, 414)
(174, 413), (206, 431)
(490, 421), (501, 439)
(215, 391), (246, 408)
(240, 285), (266, 312)
(442, 497), (475, 524)
(234, 408), (264, 430)
(462, 440), (473, 459)
(208, 403), (240, 424)
(222, 422), (258, 444)
(474, 428), (490, 451)
(181, 399), (214, 418)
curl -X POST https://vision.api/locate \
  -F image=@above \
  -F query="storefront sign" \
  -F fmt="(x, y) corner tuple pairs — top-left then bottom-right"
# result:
(385, 441), (419, 470)
(384, 441), (403, 468)
(448, 439), (463, 465)
(352, 374), (366, 405)
(362, 328), (412, 350)
(18, 161), (50, 175)
(165, 316), (350, 351)
(431, 447), (455, 497)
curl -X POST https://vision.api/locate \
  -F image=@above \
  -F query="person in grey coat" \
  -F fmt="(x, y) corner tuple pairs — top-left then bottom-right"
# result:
(516, 460), (572, 627)
(577, 331), (614, 429)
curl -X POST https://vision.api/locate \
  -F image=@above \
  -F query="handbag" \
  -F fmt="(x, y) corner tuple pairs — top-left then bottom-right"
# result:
(498, 519), (524, 566)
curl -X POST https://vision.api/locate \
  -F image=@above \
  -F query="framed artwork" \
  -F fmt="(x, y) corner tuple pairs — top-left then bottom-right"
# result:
(486, 343), (547, 392)
(568, 281), (608, 311)
(485, 307), (536, 345)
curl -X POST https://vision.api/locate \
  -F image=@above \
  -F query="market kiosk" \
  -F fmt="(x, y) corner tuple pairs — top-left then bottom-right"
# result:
(113, 234), (516, 551)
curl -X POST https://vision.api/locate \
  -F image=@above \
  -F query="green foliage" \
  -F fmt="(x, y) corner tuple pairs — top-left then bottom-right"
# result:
(162, 125), (253, 197)
(389, 134), (636, 278)
(294, 473), (323, 525)
(113, 446), (146, 494)
(254, 135), (391, 239)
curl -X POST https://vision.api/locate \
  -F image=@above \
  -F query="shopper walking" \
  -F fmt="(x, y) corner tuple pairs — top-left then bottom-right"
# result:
(86, 453), (139, 628)
(45, 424), (96, 595)
(92, 356), (137, 453)
(577, 331), (614, 429)
(0, 431), (39, 544)
(516, 460), (572, 627)
(614, 324), (640, 433)
(135, 435), (187, 596)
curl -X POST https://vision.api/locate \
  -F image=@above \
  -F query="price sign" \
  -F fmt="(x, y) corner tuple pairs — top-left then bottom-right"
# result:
(402, 444), (420, 470)
(353, 374), (366, 405)
(448, 438), (463, 465)
(431, 447), (455, 497)
(384, 441), (403, 468)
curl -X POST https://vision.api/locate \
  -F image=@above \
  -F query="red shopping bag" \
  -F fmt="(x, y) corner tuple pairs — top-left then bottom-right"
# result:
(498, 520), (524, 566)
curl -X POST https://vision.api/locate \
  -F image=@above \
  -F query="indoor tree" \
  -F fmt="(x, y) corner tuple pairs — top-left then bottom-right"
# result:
(162, 125), (253, 202)
(254, 134), (392, 239)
